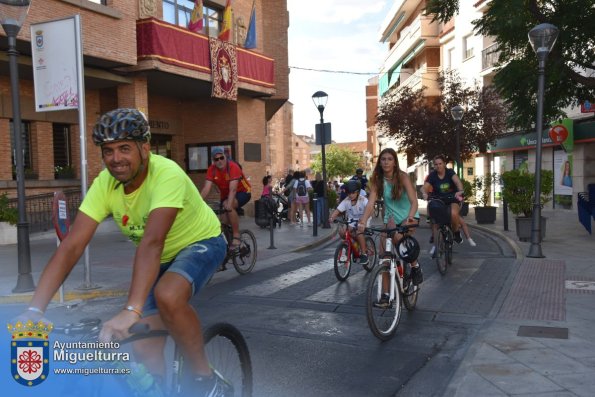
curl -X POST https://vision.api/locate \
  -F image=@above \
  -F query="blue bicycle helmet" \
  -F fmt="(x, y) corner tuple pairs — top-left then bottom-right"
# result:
(346, 180), (361, 193)
(92, 108), (151, 145)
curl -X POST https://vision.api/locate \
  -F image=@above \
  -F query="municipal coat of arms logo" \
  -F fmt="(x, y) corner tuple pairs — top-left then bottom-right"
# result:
(35, 30), (44, 49)
(7, 319), (53, 387)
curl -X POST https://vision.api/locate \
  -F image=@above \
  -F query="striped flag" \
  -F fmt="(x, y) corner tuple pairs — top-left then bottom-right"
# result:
(218, 0), (232, 41)
(244, 1), (256, 49)
(187, 0), (204, 33)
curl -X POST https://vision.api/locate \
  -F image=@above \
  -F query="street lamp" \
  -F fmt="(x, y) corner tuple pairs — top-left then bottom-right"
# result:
(527, 23), (559, 258)
(450, 105), (464, 180)
(0, 0), (34, 292)
(312, 90), (330, 228)
(377, 133), (385, 160)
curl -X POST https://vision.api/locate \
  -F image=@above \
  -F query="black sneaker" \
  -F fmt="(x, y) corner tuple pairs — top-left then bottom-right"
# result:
(359, 254), (369, 265)
(429, 234), (434, 244)
(411, 265), (424, 285)
(454, 230), (463, 244)
(374, 293), (390, 308)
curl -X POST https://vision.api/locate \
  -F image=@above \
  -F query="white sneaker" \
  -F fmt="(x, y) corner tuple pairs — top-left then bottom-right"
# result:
(468, 238), (477, 247)
(307, 222), (312, 227)
(429, 245), (436, 257)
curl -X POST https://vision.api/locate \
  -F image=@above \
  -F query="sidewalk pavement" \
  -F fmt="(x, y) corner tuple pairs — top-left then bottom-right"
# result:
(0, 215), (336, 304)
(435, 203), (595, 396)
(1, 203), (594, 396)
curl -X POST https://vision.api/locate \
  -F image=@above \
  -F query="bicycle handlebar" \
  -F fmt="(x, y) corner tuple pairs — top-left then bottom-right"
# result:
(366, 223), (418, 236)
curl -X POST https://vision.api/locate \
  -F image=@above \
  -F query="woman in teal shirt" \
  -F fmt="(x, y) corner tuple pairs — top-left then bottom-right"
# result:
(359, 148), (423, 286)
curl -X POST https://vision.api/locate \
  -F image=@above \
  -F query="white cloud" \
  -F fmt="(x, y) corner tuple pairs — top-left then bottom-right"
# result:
(287, 1), (389, 142)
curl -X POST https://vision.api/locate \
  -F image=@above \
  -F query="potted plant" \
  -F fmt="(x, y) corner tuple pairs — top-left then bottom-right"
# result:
(0, 193), (18, 245)
(500, 169), (553, 241)
(471, 172), (498, 224)
(460, 178), (474, 217)
(55, 165), (76, 179)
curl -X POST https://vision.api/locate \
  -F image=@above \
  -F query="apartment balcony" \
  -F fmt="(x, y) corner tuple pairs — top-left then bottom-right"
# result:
(133, 18), (276, 98)
(480, 43), (501, 77)
(398, 67), (440, 97)
(381, 14), (440, 76)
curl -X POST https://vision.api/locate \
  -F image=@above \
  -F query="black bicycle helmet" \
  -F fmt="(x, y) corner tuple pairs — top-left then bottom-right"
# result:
(397, 236), (420, 262)
(92, 108), (151, 145)
(346, 180), (361, 193)
(356, 168), (363, 174)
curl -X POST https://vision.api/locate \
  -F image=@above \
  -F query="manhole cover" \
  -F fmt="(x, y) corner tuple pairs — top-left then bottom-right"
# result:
(565, 280), (595, 292)
(517, 325), (568, 339)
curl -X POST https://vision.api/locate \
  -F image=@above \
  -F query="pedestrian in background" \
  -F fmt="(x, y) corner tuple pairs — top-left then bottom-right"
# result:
(311, 172), (325, 225)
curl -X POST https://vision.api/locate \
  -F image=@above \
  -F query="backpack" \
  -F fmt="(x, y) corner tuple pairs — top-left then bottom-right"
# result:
(296, 180), (307, 197)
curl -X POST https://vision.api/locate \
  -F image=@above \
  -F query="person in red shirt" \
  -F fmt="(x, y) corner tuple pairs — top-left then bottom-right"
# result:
(201, 147), (251, 250)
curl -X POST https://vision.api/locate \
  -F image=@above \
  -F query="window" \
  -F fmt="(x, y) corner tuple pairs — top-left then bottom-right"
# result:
(53, 123), (72, 168)
(88, 0), (107, 4)
(9, 121), (32, 178)
(463, 35), (474, 60)
(447, 47), (455, 69)
(163, 0), (222, 37)
(151, 134), (172, 158)
(185, 141), (235, 172)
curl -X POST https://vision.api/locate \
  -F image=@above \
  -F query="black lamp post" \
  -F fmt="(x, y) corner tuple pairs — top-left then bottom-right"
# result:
(0, 0), (34, 292)
(527, 23), (559, 258)
(312, 90), (330, 229)
(450, 105), (464, 180)
(377, 133), (385, 161)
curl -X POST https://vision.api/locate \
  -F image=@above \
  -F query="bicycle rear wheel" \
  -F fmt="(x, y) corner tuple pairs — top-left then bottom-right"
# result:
(204, 322), (253, 397)
(402, 262), (419, 311)
(366, 260), (402, 341)
(232, 230), (257, 274)
(362, 236), (377, 272)
(435, 227), (448, 275)
(333, 243), (351, 281)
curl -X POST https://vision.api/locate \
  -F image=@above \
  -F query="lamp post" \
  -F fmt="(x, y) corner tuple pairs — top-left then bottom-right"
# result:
(377, 133), (385, 160)
(450, 105), (464, 180)
(0, 0), (34, 292)
(312, 90), (330, 228)
(527, 23), (559, 258)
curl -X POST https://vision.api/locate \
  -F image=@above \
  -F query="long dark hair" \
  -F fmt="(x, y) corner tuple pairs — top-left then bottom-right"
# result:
(371, 148), (404, 200)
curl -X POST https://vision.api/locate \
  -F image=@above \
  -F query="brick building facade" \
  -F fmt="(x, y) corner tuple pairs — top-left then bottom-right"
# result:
(0, 0), (289, 209)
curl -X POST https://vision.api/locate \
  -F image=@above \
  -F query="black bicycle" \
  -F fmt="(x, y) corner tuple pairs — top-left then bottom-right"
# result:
(53, 318), (253, 396)
(427, 195), (455, 275)
(211, 205), (257, 275)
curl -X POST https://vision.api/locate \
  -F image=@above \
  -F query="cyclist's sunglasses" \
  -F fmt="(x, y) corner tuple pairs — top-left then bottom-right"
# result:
(213, 156), (225, 162)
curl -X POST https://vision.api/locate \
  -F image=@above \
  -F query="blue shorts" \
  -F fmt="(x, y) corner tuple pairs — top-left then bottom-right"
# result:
(222, 192), (251, 209)
(142, 234), (227, 317)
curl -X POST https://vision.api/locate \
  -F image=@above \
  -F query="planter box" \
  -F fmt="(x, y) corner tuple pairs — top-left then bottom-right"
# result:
(515, 216), (547, 242)
(474, 206), (497, 224)
(0, 222), (17, 245)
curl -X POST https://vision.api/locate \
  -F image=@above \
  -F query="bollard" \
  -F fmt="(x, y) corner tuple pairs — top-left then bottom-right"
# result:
(503, 198), (509, 231)
(312, 197), (318, 237)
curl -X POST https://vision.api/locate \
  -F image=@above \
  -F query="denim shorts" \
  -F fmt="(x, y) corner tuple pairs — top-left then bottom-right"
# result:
(142, 234), (227, 317)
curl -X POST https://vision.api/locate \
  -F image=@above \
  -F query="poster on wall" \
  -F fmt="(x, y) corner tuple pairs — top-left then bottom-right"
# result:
(31, 17), (80, 111)
(554, 149), (573, 209)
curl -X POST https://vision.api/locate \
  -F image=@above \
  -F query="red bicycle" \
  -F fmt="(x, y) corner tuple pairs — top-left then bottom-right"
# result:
(332, 218), (377, 281)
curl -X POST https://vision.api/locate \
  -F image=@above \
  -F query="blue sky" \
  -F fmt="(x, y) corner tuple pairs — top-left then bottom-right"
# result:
(287, 0), (391, 143)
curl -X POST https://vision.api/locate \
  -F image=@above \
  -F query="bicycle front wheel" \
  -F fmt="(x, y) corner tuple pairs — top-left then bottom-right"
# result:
(233, 230), (257, 274)
(446, 228), (453, 265)
(333, 243), (351, 281)
(435, 227), (448, 275)
(204, 322), (253, 397)
(362, 236), (377, 272)
(366, 260), (402, 341)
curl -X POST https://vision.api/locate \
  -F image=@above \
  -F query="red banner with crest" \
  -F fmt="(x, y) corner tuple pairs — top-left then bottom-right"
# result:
(209, 38), (238, 101)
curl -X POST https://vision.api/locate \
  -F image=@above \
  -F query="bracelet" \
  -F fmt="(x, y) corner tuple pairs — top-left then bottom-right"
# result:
(27, 306), (44, 315)
(124, 305), (143, 317)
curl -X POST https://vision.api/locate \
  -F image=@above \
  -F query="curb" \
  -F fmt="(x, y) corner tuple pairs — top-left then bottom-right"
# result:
(0, 288), (127, 305)
(292, 228), (337, 252)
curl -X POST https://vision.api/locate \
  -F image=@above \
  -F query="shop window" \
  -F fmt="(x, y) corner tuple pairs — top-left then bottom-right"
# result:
(163, 0), (222, 37)
(151, 134), (172, 159)
(513, 150), (529, 171)
(9, 121), (32, 179)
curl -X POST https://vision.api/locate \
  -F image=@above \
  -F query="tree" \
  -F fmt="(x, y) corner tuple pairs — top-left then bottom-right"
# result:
(310, 146), (362, 180)
(425, 0), (595, 129)
(376, 70), (507, 163)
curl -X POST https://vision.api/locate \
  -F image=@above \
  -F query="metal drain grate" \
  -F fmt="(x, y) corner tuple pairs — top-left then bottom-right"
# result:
(517, 325), (569, 339)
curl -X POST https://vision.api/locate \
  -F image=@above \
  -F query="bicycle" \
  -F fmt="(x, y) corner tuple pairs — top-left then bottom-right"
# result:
(332, 218), (377, 281)
(53, 318), (253, 396)
(211, 205), (257, 275)
(427, 194), (457, 275)
(365, 224), (419, 341)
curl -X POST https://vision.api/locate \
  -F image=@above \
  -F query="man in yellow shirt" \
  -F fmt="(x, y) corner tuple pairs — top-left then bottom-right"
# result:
(22, 108), (228, 395)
